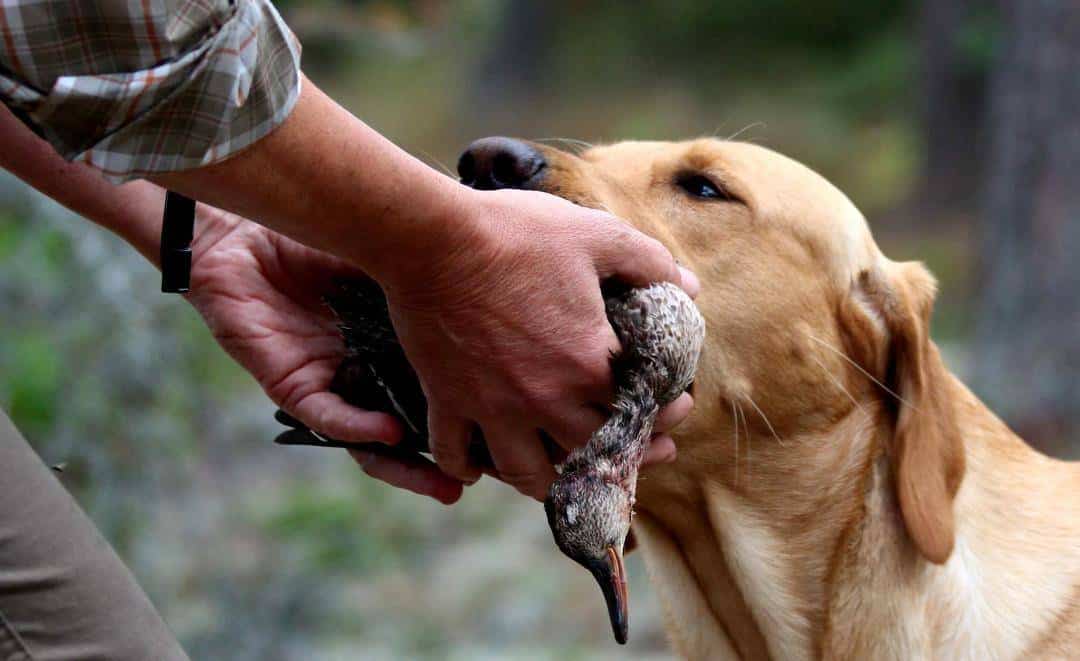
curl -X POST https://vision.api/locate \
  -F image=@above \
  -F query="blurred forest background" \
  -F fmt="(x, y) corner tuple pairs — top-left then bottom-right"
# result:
(1, 1), (1077, 658)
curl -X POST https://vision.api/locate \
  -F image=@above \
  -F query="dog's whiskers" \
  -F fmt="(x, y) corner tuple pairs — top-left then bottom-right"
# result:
(421, 151), (457, 178)
(730, 399), (740, 485)
(737, 402), (751, 483)
(746, 394), (785, 447)
(726, 122), (766, 142)
(807, 353), (863, 414)
(592, 202), (617, 216)
(534, 137), (594, 154)
(803, 332), (918, 411)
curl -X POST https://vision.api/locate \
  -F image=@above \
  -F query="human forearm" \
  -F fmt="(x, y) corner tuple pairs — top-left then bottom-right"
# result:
(0, 105), (165, 265)
(152, 76), (473, 287)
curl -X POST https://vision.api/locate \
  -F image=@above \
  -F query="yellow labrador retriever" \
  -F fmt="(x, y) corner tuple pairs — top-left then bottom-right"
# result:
(460, 137), (1080, 659)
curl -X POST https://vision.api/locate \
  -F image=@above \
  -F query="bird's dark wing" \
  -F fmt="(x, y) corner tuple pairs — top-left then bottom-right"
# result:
(274, 278), (493, 469)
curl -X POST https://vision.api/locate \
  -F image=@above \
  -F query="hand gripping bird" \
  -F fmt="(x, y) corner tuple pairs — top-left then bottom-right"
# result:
(274, 278), (705, 645)
(272, 277), (495, 469)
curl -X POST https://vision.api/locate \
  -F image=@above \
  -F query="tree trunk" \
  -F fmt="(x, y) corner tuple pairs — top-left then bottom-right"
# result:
(973, 0), (1080, 457)
(918, 0), (986, 218)
(470, 0), (553, 134)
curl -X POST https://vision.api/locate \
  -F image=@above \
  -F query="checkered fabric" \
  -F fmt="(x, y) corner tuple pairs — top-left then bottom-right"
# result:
(0, 0), (301, 183)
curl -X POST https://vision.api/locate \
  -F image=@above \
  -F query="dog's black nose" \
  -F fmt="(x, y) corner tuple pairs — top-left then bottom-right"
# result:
(458, 137), (546, 190)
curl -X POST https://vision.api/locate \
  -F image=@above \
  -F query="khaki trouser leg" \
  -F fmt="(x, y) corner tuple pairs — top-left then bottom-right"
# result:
(0, 410), (188, 661)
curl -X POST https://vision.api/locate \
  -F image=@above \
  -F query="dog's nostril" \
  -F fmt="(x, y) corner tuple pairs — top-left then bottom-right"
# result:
(492, 151), (523, 187)
(458, 136), (546, 190)
(457, 151), (477, 187)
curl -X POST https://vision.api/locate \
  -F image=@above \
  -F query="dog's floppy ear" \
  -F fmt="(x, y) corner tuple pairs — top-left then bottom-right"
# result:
(841, 262), (964, 564)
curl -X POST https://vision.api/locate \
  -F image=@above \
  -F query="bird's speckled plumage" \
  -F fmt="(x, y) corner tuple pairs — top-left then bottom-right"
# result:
(272, 279), (704, 645)
(546, 282), (705, 644)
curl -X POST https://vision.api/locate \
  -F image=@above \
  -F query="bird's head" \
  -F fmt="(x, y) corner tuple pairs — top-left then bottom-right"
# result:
(545, 468), (633, 644)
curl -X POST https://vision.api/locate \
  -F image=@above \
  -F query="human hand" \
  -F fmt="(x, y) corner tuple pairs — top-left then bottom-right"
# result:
(382, 187), (700, 500)
(186, 205), (465, 504)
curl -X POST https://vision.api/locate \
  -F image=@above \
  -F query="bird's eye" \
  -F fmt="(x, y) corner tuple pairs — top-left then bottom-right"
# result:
(676, 173), (731, 201)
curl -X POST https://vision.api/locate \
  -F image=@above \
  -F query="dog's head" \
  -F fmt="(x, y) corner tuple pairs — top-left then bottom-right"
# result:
(459, 137), (964, 564)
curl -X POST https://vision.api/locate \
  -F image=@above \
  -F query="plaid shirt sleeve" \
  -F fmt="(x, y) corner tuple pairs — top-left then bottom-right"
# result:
(0, 0), (301, 183)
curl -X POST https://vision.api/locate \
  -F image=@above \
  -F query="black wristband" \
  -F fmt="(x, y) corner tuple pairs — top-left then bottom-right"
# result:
(160, 191), (195, 293)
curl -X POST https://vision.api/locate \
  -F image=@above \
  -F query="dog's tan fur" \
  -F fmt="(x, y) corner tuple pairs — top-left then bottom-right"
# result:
(531, 139), (1080, 660)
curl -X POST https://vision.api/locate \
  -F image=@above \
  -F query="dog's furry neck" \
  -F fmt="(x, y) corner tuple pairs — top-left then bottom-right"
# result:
(635, 375), (1080, 660)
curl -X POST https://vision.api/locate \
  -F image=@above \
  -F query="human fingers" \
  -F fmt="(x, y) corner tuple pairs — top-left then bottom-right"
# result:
(349, 448), (464, 505)
(289, 391), (404, 444)
(428, 406), (483, 484)
(654, 392), (694, 434)
(483, 419), (558, 501)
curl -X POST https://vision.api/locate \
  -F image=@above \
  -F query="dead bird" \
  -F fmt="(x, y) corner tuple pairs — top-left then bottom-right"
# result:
(545, 282), (705, 645)
(274, 279), (705, 645)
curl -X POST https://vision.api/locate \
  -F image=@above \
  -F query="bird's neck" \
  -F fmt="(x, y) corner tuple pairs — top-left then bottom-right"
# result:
(601, 379), (659, 472)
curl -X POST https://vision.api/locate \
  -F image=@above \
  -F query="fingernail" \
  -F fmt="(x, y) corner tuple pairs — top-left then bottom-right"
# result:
(677, 266), (701, 298)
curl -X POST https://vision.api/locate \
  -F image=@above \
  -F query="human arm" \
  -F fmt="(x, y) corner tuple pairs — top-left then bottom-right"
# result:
(176, 82), (696, 498)
(1, 0), (697, 499)
(1, 103), (693, 503)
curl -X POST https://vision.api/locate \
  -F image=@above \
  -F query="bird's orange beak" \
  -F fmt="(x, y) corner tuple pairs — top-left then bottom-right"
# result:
(592, 545), (629, 644)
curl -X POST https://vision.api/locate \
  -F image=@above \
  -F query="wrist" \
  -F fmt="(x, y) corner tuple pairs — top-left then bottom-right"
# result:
(367, 179), (492, 294)
(190, 204), (245, 259)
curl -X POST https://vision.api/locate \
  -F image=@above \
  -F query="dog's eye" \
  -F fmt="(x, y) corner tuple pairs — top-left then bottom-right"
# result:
(676, 174), (731, 201)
